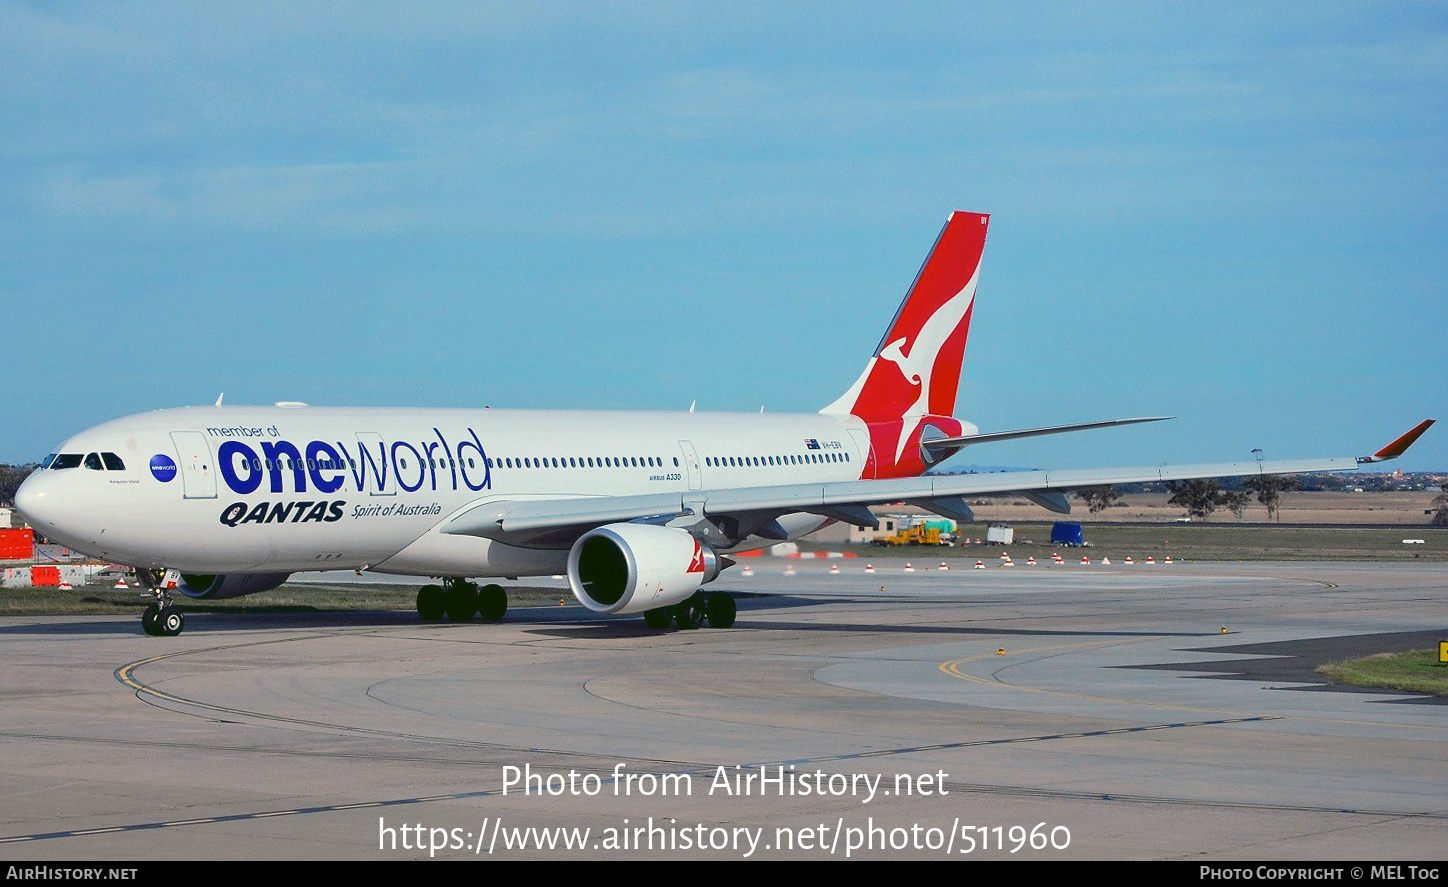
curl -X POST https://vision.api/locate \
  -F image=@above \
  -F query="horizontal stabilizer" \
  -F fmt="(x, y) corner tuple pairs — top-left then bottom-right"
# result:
(923, 416), (1172, 450)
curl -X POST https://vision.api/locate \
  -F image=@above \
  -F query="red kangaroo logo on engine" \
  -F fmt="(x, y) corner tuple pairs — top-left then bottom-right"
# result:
(687, 537), (706, 573)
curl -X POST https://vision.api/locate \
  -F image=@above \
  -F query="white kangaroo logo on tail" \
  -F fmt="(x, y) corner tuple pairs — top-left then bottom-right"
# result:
(876, 265), (980, 461)
(821, 211), (989, 476)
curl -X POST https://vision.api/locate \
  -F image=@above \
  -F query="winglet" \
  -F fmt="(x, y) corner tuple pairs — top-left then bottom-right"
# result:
(1357, 419), (1435, 463)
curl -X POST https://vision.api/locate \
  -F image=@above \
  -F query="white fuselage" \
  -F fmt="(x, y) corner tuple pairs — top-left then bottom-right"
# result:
(19, 405), (869, 577)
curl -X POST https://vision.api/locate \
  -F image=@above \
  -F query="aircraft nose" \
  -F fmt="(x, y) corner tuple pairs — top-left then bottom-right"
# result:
(13, 465), (60, 529)
(13, 467), (104, 555)
(13, 469), (48, 527)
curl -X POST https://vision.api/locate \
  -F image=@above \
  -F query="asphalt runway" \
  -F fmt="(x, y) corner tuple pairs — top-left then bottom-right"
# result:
(2, 559), (1445, 860)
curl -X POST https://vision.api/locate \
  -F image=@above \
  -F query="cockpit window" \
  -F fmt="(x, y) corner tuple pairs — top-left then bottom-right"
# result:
(83, 453), (104, 470)
(51, 454), (82, 469)
(102, 452), (125, 470)
(41, 454), (56, 469)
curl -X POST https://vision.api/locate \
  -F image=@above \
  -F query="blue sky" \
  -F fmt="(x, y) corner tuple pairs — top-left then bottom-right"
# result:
(2, 3), (1444, 471)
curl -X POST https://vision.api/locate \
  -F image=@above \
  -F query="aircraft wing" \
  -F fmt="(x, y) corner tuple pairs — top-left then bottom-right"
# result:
(442, 422), (1430, 548)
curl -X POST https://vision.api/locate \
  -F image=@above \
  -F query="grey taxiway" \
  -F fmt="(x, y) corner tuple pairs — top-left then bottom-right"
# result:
(2, 559), (1445, 859)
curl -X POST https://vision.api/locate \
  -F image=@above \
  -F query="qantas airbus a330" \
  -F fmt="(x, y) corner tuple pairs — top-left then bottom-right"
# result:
(14, 212), (1433, 636)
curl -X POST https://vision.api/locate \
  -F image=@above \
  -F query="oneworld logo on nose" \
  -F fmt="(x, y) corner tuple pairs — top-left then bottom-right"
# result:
(150, 454), (178, 483)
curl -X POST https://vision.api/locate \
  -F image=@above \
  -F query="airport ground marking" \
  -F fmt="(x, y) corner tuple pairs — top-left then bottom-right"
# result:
(940, 644), (1275, 717)
(0, 790), (500, 845)
(939, 641), (1448, 728)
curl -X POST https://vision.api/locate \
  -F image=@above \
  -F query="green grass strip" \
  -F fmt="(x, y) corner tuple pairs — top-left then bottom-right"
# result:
(1317, 650), (1448, 696)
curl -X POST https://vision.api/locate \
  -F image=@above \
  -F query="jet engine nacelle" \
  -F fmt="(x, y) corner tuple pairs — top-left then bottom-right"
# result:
(567, 523), (722, 615)
(177, 572), (293, 599)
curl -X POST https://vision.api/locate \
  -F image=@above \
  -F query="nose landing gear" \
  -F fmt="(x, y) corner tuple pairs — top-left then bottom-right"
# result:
(137, 569), (185, 636)
(142, 602), (185, 636)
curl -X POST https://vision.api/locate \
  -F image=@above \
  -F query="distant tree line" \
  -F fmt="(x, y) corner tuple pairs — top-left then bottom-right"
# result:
(0, 464), (38, 508)
(1114, 472), (1442, 494)
(1067, 477), (1307, 521)
(1165, 476), (1301, 521)
(1073, 486), (1122, 513)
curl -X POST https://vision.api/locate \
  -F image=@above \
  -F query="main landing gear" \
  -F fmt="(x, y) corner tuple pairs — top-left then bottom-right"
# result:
(416, 577), (508, 622)
(643, 591), (736, 631)
(136, 568), (185, 636)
